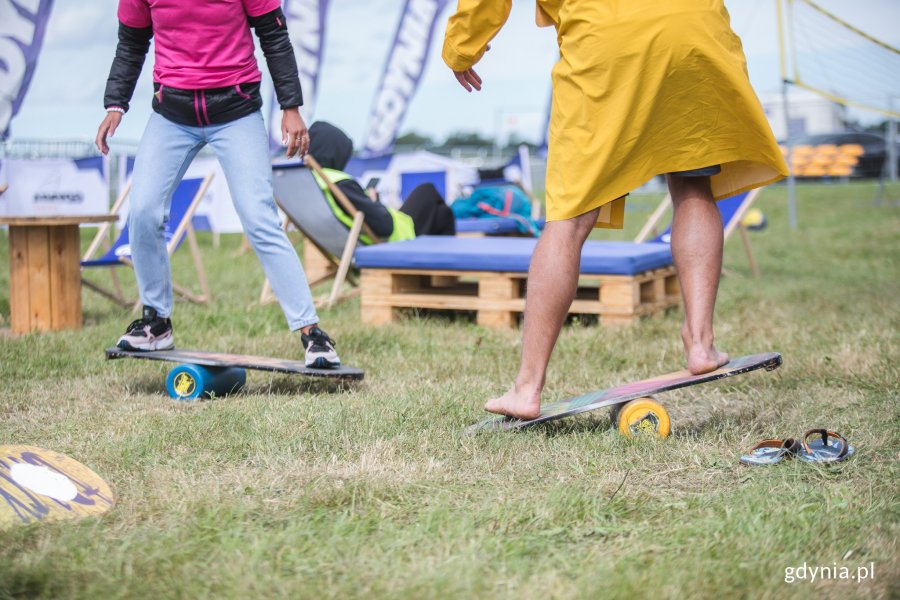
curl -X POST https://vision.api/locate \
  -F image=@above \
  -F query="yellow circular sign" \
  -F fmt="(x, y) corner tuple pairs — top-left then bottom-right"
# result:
(172, 372), (197, 397)
(617, 397), (671, 439)
(0, 445), (115, 527)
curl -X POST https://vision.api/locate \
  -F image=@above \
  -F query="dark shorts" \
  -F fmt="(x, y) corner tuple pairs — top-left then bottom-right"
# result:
(670, 165), (721, 177)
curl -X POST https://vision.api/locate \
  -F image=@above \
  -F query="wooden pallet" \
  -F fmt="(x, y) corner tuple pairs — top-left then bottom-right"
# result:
(359, 266), (680, 329)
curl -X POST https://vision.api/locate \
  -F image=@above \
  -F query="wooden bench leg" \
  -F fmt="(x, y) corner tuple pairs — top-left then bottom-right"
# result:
(664, 271), (681, 313)
(476, 274), (518, 329)
(599, 279), (638, 328)
(360, 270), (396, 326)
(639, 275), (667, 320)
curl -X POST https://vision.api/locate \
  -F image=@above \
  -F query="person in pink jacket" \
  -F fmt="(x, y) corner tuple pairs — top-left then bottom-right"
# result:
(95, 0), (340, 368)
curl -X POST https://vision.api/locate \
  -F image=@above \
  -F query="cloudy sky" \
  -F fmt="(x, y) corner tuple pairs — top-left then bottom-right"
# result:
(9, 0), (900, 149)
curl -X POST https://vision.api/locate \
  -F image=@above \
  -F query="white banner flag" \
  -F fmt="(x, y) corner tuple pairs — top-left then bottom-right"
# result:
(361, 0), (449, 157)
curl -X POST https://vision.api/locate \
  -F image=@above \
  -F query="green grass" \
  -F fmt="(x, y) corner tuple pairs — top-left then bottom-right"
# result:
(1, 181), (898, 599)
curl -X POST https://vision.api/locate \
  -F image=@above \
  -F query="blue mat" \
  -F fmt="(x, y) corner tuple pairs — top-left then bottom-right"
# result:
(354, 236), (673, 276)
(455, 217), (547, 234)
(455, 217), (520, 234)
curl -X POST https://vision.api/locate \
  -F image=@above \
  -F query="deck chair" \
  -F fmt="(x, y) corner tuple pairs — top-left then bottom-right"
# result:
(263, 155), (382, 308)
(633, 188), (762, 277)
(81, 173), (215, 310)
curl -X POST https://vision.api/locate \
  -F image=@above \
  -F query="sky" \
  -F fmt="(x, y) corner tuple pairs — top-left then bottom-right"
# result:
(8, 0), (900, 150)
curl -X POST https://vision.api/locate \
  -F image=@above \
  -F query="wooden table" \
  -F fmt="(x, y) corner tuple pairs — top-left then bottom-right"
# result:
(1, 215), (117, 334)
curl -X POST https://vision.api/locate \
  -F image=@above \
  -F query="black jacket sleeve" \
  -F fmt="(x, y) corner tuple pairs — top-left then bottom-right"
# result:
(249, 8), (303, 109)
(103, 22), (153, 112)
(337, 180), (395, 238)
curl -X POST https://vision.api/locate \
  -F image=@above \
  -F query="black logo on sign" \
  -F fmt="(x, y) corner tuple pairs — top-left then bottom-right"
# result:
(34, 192), (84, 204)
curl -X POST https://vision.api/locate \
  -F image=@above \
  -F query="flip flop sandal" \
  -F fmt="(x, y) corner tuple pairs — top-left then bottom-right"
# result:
(798, 429), (855, 463)
(739, 438), (802, 466)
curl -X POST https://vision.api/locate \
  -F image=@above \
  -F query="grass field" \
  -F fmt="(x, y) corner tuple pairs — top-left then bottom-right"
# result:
(1, 181), (898, 599)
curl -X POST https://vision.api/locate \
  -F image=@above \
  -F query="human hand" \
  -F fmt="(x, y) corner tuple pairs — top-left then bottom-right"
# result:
(95, 111), (122, 156)
(281, 107), (309, 158)
(452, 44), (490, 92)
(454, 68), (483, 92)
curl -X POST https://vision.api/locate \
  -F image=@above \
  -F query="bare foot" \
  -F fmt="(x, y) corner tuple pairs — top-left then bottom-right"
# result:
(484, 385), (542, 420)
(685, 344), (730, 375)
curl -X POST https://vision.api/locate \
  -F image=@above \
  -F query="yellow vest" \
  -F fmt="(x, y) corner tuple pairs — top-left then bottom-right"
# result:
(312, 168), (416, 244)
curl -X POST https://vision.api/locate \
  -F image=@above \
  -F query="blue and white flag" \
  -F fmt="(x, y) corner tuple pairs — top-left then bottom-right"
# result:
(269, 0), (329, 150)
(361, 0), (449, 157)
(0, 0), (54, 141)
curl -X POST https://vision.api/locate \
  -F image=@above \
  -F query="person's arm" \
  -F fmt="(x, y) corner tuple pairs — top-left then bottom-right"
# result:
(248, 8), (303, 109)
(338, 181), (394, 238)
(103, 22), (152, 112)
(441, 0), (511, 92)
(96, 18), (152, 155)
(248, 7), (307, 157)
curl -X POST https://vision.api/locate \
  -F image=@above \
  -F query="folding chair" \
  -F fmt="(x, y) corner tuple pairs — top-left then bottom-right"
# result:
(633, 188), (763, 276)
(81, 173), (215, 310)
(262, 155), (382, 308)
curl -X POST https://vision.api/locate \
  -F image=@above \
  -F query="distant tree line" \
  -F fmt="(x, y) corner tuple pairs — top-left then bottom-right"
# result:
(394, 130), (541, 154)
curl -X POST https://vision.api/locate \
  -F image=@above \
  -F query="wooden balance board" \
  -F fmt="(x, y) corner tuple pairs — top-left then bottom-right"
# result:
(0, 445), (115, 527)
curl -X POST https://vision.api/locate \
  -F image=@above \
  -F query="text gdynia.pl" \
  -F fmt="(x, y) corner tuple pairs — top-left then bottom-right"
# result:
(785, 562), (875, 584)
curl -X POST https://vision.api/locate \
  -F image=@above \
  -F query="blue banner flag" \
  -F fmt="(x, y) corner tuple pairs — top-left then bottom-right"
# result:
(361, 0), (449, 157)
(0, 0), (54, 140)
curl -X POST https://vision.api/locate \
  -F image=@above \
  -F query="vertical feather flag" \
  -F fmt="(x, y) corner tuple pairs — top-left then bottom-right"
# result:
(360, 0), (450, 157)
(268, 0), (329, 151)
(0, 0), (54, 140)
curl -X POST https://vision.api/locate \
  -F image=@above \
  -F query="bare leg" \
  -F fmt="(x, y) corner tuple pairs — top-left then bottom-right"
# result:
(485, 208), (600, 419)
(667, 174), (730, 374)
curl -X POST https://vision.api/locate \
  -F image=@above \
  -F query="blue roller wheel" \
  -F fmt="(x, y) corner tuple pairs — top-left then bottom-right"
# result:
(166, 364), (246, 401)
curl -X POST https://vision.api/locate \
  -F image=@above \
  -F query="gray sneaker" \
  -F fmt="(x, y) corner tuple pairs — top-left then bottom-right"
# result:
(301, 326), (340, 368)
(117, 306), (175, 351)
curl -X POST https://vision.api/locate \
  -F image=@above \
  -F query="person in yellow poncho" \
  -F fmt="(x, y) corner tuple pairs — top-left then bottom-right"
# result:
(443, 1), (788, 420)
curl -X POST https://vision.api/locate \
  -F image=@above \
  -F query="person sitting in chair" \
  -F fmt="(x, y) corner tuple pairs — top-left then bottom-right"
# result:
(307, 121), (456, 241)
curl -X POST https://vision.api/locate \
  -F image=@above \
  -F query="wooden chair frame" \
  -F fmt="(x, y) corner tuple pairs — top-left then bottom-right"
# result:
(81, 173), (215, 312)
(260, 155), (382, 309)
(633, 187), (762, 277)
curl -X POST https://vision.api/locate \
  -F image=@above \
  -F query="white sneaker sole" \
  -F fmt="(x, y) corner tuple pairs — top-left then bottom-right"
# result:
(305, 356), (341, 369)
(117, 336), (175, 352)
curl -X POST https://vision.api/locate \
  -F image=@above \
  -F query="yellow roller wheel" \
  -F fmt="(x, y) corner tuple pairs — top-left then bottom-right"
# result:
(616, 397), (671, 439)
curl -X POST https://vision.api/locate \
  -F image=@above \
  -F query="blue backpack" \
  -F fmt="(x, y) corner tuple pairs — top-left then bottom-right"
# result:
(451, 184), (541, 236)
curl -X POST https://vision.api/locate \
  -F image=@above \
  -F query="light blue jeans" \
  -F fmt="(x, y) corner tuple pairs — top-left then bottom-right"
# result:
(129, 111), (318, 330)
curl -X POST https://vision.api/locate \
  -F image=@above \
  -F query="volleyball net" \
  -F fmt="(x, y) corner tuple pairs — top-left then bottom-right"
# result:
(780, 0), (900, 118)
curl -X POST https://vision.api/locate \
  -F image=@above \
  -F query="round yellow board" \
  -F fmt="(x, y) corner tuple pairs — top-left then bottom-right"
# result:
(0, 445), (115, 527)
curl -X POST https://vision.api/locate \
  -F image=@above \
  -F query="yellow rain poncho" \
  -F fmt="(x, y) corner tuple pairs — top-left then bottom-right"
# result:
(442, 1), (788, 228)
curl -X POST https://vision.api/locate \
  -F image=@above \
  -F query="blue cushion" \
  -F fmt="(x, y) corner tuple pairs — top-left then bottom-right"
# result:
(455, 217), (521, 234)
(354, 236), (673, 275)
